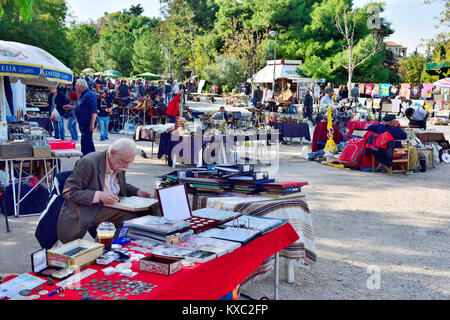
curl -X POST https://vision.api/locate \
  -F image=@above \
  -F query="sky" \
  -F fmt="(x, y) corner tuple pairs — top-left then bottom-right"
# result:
(66, 0), (445, 54)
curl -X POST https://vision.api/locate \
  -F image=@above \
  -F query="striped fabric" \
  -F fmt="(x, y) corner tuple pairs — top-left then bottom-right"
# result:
(191, 194), (317, 284)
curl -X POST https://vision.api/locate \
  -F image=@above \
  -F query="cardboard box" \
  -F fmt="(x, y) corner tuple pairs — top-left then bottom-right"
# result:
(32, 145), (52, 158)
(0, 142), (33, 159)
(47, 239), (104, 269)
(139, 254), (183, 276)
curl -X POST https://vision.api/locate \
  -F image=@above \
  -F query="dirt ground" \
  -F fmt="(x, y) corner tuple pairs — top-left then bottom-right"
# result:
(0, 117), (449, 300)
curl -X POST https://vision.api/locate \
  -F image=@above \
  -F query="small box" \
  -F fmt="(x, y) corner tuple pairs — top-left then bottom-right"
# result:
(112, 226), (134, 245)
(139, 254), (183, 276)
(32, 145), (52, 158)
(47, 139), (76, 150)
(47, 239), (104, 269)
(31, 248), (64, 279)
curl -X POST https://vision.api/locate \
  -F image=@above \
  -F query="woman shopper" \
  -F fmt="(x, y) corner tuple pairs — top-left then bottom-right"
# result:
(63, 91), (79, 141)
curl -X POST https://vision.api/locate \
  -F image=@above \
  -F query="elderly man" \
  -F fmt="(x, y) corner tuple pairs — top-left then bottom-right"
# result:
(315, 87), (335, 123)
(75, 79), (97, 156)
(57, 138), (152, 243)
(367, 114), (419, 172)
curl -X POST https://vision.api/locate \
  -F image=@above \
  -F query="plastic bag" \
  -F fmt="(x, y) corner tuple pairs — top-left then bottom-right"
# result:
(51, 108), (60, 122)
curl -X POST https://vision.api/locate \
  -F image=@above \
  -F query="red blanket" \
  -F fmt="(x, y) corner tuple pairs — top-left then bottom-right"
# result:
(3, 223), (298, 300)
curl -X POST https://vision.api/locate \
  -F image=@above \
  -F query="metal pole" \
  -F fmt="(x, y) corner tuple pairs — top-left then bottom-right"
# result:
(272, 33), (277, 93)
(274, 252), (279, 300)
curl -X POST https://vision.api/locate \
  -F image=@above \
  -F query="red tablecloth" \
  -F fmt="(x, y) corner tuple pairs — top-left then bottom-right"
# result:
(345, 121), (380, 140)
(3, 223), (298, 300)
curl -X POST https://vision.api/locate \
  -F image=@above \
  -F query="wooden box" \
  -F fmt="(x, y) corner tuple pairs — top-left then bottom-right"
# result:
(32, 145), (52, 158)
(139, 254), (183, 276)
(47, 239), (104, 269)
(0, 142), (33, 159)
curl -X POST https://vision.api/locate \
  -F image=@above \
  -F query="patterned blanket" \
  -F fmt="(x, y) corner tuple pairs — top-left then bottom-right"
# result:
(191, 194), (317, 285)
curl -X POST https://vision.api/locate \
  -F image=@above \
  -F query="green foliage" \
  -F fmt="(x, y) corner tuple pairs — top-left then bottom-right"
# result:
(131, 30), (164, 75)
(66, 24), (99, 73)
(0, 0), (73, 67)
(399, 53), (427, 83)
(204, 55), (245, 89)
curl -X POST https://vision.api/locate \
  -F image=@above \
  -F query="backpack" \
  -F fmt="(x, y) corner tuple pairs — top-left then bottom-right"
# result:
(338, 137), (366, 168)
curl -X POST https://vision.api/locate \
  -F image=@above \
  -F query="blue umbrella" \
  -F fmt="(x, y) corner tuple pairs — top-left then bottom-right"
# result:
(103, 70), (122, 77)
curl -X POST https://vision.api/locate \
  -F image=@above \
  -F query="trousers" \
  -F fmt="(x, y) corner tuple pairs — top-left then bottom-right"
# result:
(79, 124), (95, 156)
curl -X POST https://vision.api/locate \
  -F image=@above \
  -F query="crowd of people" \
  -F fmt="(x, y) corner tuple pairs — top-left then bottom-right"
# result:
(45, 75), (189, 157)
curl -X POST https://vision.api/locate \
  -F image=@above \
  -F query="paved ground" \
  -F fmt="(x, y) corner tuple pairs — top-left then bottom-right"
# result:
(0, 110), (449, 300)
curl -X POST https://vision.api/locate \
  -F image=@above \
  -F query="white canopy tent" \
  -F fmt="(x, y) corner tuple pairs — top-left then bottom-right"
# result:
(249, 60), (304, 83)
(0, 40), (73, 138)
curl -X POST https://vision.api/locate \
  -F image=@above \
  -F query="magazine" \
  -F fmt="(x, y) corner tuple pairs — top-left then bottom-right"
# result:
(174, 234), (240, 257)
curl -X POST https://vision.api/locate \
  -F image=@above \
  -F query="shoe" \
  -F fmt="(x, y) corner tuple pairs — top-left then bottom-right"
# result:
(100, 138), (105, 141)
(409, 170), (419, 174)
(105, 137), (109, 140)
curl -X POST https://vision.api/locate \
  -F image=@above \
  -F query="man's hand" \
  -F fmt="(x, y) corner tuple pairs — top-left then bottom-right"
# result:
(89, 124), (95, 132)
(99, 191), (119, 204)
(137, 190), (151, 198)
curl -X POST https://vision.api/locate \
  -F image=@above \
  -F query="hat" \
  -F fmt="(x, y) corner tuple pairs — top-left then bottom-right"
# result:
(99, 90), (105, 94)
(383, 114), (396, 123)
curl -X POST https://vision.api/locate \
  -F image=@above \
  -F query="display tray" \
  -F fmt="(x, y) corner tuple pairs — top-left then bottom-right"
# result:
(47, 239), (104, 269)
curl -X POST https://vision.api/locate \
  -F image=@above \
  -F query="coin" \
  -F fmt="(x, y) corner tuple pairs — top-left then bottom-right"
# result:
(19, 289), (32, 296)
(38, 290), (49, 295)
(58, 294), (65, 298)
(29, 294), (40, 300)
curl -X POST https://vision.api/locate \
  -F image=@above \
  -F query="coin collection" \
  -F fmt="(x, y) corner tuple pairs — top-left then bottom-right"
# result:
(71, 278), (158, 300)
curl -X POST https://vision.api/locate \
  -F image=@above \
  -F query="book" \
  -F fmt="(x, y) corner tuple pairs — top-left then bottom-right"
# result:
(261, 181), (309, 189)
(104, 196), (158, 212)
(259, 192), (305, 199)
(124, 216), (190, 235)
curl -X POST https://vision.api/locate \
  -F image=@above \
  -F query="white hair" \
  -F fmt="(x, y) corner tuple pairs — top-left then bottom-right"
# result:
(108, 138), (136, 155)
(76, 79), (88, 89)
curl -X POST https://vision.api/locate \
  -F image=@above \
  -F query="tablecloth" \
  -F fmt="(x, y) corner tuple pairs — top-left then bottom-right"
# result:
(191, 194), (317, 281)
(415, 132), (446, 143)
(27, 117), (53, 135)
(158, 133), (274, 167)
(345, 121), (380, 140)
(2, 222), (298, 300)
(269, 122), (311, 141)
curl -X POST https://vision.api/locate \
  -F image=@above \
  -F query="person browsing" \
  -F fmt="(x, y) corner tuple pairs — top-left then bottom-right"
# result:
(57, 138), (152, 243)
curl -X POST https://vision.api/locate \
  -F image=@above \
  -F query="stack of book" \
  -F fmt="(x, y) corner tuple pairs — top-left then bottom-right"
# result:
(178, 176), (229, 194)
(124, 216), (193, 243)
(259, 181), (309, 199)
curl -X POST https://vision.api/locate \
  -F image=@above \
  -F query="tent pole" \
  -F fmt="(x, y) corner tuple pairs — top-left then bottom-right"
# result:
(0, 77), (6, 124)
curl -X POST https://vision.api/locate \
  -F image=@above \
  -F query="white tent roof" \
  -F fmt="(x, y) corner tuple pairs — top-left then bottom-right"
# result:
(249, 60), (303, 83)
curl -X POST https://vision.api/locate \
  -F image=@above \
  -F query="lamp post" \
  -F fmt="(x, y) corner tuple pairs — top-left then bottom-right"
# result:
(269, 30), (278, 94)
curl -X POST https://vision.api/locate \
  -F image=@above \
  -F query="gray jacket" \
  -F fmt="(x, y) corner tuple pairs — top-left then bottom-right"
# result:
(57, 150), (139, 243)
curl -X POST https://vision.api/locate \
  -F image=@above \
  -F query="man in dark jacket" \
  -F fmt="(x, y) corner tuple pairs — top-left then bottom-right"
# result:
(303, 89), (315, 124)
(252, 84), (264, 107)
(75, 79), (98, 156)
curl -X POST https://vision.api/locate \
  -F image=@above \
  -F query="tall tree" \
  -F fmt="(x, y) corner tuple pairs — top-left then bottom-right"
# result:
(0, 0), (74, 67)
(132, 30), (164, 75)
(66, 24), (99, 73)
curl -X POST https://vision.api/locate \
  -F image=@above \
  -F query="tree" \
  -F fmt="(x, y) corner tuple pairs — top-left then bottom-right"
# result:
(132, 30), (164, 75)
(335, 5), (385, 89)
(128, 4), (145, 17)
(399, 53), (427, 83)
(221, 18), (266, 92)
(0, 0), (34, 23)
(204, 55), (245, 91)
(0, 0), (74, 67)
(66, 24), (99, 73)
